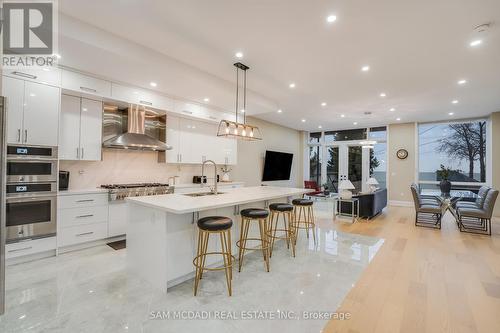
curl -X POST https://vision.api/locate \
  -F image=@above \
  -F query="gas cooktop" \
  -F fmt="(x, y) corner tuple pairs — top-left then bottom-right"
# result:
(100, 183), (170, 189)
(100, 183), (173, 201)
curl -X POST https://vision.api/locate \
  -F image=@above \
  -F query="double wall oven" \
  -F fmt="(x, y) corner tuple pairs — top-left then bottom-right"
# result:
(5, 145), (57, 243)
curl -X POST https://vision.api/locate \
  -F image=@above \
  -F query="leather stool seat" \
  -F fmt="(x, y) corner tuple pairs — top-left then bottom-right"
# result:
(269, 203), (294, 212)
(197, 216), (233, 231)
(292, 198), (313, 206)
(240, 208), (269, 219)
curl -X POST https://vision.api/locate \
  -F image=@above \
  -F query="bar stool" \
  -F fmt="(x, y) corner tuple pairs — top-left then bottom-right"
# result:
(193, 216), (234, 296)
(292, 198), (316, 244)
(267, 203), (296, 257)
(237, 208), (270, 272)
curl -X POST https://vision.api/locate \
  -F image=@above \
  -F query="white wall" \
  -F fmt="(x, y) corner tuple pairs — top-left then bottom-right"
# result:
(232, 117), (304, 188)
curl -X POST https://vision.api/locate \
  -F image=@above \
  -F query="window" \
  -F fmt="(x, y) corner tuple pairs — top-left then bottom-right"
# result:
(371, 142), (387, 189)
(309, 146), (322, 185)
(324, 128), (367, 143)
(418, 120), (487, 184)
(309, 132), (322, 144)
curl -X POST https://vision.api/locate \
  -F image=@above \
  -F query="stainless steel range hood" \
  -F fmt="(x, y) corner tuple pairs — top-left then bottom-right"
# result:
(103, 104), (172, 151)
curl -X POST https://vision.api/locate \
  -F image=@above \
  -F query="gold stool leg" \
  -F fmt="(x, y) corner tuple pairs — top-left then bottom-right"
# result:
(199, 230), (209, 280)
(309, 206), (316, 245)
(220, 230), (232, 296)
(287, 211), (296, 257)
(194, 230), (209, 296)
(282, 212), (290, 249)
(269, 211), (279, 258)
(258, 218), (270, 272)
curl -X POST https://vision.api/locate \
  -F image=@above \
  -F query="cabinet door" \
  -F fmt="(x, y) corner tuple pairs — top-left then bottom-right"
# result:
(178, 117), (200, 164)
(165, 115), (181, 163)
(2, 76), (25, 144)
(59, 95), (81, 160)
(108, 202), (127, 237)
(5, 67), (61, 87)
(23, 82), (60, 146)
(61, 70), (111, 97)
(80, 98), (103, 161)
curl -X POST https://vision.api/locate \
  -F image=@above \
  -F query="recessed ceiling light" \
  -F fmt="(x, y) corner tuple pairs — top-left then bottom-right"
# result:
(203, 97), (210, 102)
(318, 125), (323, 129)
(289, 83), (296, 88)
(469, 39), (482, 47)
(340, 114), (345, 118)
(150, 82), (157, 87)
(396, 118), (401, 121)
(389, 108), (396, 112)
(326, 15), (337, 23)
(458, 79), (467, 85)
(448, 112), (455, 116)
(301, 119), (306, 123)
(277, 109), (283, 113)
(235, 51), (244, 58)
(361, 65), (370, 72)
(353, 122), (358, 125)
(321, 102), (327, 107)
(452, 100), (459, 104)
(379, 93), (386, 97)
(240, 109), (245, 113)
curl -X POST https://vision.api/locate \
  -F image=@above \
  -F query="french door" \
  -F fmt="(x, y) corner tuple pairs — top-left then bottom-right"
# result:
(323, 144), (370, 193)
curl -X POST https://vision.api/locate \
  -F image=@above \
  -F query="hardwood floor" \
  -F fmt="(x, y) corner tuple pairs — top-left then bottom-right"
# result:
(322, 206), (500, 333)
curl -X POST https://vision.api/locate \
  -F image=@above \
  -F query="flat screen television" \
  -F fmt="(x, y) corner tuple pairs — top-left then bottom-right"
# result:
(262, 150), (293, 181)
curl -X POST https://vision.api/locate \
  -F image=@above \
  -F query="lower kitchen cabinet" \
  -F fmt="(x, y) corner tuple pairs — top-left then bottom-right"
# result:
(108, 201), (128, 237)
(57, 192), (110, 248)
(5, 237), (57, 260)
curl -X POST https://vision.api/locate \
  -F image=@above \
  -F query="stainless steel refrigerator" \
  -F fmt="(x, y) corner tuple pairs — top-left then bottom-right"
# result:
(0, 96), (6, 315)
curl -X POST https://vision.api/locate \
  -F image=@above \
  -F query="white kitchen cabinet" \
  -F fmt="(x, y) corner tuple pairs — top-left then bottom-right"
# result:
(165, 115), (181, 163)
(60, 94), (102, 161)
(2, 76), (60, 146)
(57, 193), (109, 248)
(163, 114), (237, 165)
(79, 98), (103, 160)
(4, 67), (61, 86)
(2, 76), (24, 144)
(111, 83), (174, 111)
(61, 70), (112, 97)
(5, 237), (56, 259)
(108, 201), (128, 237)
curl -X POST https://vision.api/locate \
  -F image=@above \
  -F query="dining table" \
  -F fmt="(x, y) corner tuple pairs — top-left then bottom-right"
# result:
(420, 189), (478, 219)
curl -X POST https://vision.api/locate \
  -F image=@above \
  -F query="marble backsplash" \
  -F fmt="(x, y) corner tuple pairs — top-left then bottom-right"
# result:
(59, 149), (210, 190)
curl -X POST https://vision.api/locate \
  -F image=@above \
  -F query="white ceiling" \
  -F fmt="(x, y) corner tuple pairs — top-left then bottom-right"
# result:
(59, 0), (500, 131)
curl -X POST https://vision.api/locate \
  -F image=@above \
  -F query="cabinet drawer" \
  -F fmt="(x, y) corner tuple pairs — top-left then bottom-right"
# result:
(59, 205), (108, 228)
(58, 193), (108, 209)
(58, 222), (108, 247)
(5, 68), (61, 86)
(6, 237), (56, 259)
(61, 70), (112, 97)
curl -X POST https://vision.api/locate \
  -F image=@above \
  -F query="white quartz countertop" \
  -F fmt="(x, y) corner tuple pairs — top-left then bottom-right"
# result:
(126, 186), (312, 214)
(173, 181), (244, 189)
(58, 188), (109, 196)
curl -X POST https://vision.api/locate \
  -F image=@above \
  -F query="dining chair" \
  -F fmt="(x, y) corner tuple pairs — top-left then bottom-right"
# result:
(410, 184), (443, 229)
(456, 189), (498, 235)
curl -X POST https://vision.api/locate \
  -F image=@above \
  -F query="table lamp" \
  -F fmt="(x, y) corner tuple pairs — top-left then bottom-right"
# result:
(338, 179), (355, 199)
(366, 177), (379, 192)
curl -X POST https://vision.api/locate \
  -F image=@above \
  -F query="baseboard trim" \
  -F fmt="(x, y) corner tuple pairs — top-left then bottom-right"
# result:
(389, 200), (413, 207)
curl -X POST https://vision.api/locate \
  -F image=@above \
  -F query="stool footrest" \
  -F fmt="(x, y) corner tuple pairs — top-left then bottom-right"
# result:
(236, 238), (270, 251)
(193, 252), (235, 271)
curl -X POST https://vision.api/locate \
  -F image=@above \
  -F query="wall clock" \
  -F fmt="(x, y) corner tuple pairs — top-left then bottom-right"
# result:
(396, 149), (408, 160)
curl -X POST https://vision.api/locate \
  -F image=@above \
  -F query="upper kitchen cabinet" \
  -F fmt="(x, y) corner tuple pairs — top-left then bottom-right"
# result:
(61, 70), (112, 98)
(163, 115), (181, 163)
(111, 83), (174, 111)
(4, 67), (61, 87)
(60, 94), (102, 161)
(2, 76), (60, 146)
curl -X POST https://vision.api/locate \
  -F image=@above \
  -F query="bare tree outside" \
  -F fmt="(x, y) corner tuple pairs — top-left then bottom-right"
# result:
(436, 121), (486, 182)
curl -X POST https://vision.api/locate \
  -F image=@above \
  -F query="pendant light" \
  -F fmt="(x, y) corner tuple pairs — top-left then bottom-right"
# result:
(217, 62), (262, 140)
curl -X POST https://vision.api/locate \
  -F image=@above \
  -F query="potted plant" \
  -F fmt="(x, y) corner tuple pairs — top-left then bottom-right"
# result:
(322, 183), (330, 195)
(437, 164), (452, 195)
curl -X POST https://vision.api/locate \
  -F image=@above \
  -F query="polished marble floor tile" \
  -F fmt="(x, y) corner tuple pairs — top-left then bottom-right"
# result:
(0, 203), (383, 333)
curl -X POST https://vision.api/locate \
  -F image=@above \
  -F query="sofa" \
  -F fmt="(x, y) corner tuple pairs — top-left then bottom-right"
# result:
(338, 188), (387, 219)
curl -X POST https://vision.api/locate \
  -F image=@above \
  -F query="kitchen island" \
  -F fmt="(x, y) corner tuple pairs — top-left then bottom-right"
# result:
(126, 186), (310, 292)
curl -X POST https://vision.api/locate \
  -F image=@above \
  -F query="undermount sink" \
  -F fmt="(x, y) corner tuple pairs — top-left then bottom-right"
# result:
(183, 192), (225, 197)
